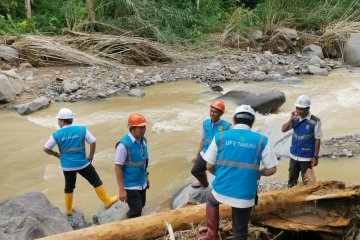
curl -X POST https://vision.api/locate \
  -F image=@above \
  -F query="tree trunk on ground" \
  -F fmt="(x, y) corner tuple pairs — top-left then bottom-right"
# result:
(25, 0), (31, 19)
(38, 181), (360, 240)
(196, 0), (200, 10)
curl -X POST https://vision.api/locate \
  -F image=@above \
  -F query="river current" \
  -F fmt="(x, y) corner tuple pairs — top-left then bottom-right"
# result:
(0, 68), (359, 220)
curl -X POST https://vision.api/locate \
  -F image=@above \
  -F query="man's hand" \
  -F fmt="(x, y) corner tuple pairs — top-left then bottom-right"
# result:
(87, 156), (93, 163)
(291, 111), (298, 120)
(192, 156), (198, 164)
(311, 157), (319, 167)
(119, 189), (127, 202)
(146, 176), (150, 190)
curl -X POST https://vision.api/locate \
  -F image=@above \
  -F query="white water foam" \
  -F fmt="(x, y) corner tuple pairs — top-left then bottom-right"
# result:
(26, 111), (127, 128)
(43, 164), (62, 180)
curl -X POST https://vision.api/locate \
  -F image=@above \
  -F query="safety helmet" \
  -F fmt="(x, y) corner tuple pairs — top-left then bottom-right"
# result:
(235, 105), (256, 117)
(57, 108), (74, 119)
(210, 100), (225, 112)
(294, 95), (310, 108)
(128, 113), (147, 127)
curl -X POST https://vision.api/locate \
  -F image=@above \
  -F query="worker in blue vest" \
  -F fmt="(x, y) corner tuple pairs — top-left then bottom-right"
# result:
(115, 113), (150, 218)
(197, 105), (278, 240)
(43, 108), (117, 216)
(281, 95), (322, 187)
(191, 100), (232, 188)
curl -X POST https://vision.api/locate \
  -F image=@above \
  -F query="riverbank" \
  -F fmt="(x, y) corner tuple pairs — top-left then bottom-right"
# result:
(3, 48), (342, 106)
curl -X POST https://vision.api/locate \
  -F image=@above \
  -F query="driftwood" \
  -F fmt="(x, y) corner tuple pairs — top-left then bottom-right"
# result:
(39, 181), (360, 240)
(11, 36), (114, 67)
(62, 30), (172, 66)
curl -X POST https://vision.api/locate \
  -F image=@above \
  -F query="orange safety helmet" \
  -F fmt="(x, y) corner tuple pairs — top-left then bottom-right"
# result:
(127, 113), (147, 127)
(210, 100), (225, 112)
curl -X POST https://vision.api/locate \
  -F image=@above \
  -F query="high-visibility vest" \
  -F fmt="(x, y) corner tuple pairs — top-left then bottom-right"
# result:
(52, 126), (89, 170)
(203, 119), (231, 153)
(212, 129), (267, 200)
(290, 115), (320, 158)
(118, 135), (149, 188)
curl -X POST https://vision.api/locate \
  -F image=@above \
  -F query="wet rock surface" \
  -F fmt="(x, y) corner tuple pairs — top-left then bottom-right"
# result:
(324, 134), (360, 159)
(0, 192), (74, 240)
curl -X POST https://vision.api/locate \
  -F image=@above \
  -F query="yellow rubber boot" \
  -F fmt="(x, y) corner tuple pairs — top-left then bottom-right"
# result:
(64, 193), (73, 216)
(95, 185), (118, 208)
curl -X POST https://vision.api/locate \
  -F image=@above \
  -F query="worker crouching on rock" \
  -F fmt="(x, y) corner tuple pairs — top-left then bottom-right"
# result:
(115, 113), (150, 218)
(197, 105), (278, 240)
(43, 108), (117, 216)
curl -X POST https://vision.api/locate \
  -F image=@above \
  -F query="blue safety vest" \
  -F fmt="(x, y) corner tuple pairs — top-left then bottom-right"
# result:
(290, 115), (319, 158)
(52, 126), (89, 170)
(118, 135), (149, 188)
(203, 119), (231, 153)
(212, 129), (267, 200)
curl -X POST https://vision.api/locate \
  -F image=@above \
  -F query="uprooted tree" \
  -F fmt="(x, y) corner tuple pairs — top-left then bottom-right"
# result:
(39, 181), (360, 240)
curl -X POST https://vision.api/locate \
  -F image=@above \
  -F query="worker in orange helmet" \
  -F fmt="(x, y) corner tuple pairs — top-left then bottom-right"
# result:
(114, 113), (150, 218)
(191, 100), (232, 188)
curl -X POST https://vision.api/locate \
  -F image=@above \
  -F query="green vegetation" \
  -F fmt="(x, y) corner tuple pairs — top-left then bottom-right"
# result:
(1, 0), (359, 44)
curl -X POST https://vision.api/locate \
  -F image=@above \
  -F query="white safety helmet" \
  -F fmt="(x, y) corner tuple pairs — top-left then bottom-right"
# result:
(294, 95), (311, 108)
(235, 105), (256, 117)
(57, 108), (74, 119)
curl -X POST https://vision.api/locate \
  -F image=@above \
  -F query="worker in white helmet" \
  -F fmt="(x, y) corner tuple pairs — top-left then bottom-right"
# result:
(198, 105), (278, 240)
(43, 108), (117, 216)
(281, 95), (322, 187)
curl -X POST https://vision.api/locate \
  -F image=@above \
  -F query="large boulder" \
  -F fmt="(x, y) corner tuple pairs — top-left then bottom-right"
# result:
(171, 174), (215, 209)
(14, 96), (51, 115)
(0, 70), (24, 95)
(0, 74), (16, 103)
(302, 44), (324, 59)
(63, 80), (79, 93)
(97, 201), (128, 224)
(0, 45), (19, 62)
(0, 70), (24, 103)
(0, 192), (73, 240)
(344, 34), (360, 67)
(219, 87), (286, 114)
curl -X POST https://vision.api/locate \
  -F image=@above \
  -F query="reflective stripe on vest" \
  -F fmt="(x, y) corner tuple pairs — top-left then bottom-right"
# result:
(52, 126), (88, 170)
(293, 132), (314, 141)
(203, 119), (231, 153)
(290, 116), (317, 158)
(217, 132), (264, 170)
(54, 126), (85, 153)
(118, 135), (148, 188)
(212, 129), (266, 200)
(122, 139), (145, 167)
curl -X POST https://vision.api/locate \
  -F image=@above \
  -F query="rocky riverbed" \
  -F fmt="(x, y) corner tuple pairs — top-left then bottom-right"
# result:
(1, 47), (359, 157)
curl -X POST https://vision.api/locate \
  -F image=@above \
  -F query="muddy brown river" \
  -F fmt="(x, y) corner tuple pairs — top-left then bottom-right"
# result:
(0, 68), (359, 220)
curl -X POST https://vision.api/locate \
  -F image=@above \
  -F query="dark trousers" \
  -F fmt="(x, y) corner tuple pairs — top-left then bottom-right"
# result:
(288, 157), (312, 187)
(207, 191), (253, 240)
(63, 164), (102, 193)
(126, 189), (147, 218)
(191, 155), (207, 177)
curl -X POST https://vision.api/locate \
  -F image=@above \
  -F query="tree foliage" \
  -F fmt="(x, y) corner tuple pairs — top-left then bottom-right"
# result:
(1, 0), (359, 44)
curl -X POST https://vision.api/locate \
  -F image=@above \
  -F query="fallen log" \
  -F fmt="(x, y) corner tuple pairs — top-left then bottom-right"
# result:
(39, 181), (360, 240)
